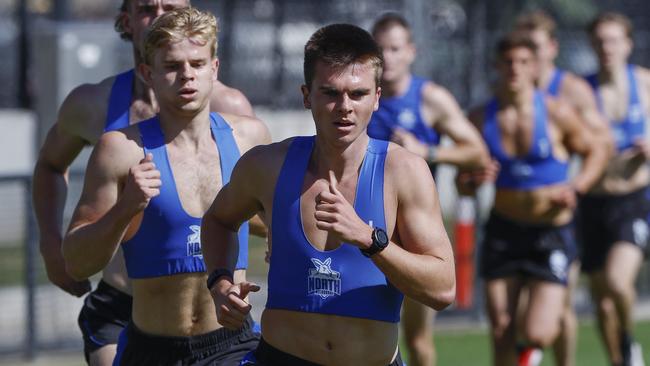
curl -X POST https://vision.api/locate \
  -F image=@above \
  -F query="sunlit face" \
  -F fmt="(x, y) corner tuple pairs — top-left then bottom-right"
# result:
(497, 46), (538, 92)
(301, 60), (381, 146)
(124, 0), (189, 50)
(590, 21), (632, 70)
(141, 38), (217, 115)
(528, 29), (558, 66)
(374, 25), (415, 83)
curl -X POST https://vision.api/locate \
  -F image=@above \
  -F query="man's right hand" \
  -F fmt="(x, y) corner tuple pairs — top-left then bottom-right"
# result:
(120, 153), (162, 214)
(41, 241), (91, 297)
(211, 280), (260, 330)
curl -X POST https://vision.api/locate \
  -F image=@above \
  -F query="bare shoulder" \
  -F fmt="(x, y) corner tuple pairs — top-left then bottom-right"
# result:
(385, 142), (435, 195)
(241, 138), (292, 167)
(421, 81), (459, 109)
(232, 138), (294, 192)
(210, 80), (255, 117)
(92, 125), (143, 174)
(563, 72), (593, 96)
(219, 112), (271, 153)
(545, 95), (576, 130)
(57, 76), (115, 144)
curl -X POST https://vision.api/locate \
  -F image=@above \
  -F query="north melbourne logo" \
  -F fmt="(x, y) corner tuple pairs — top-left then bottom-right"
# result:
(397, 109), (417, 129)
(186, 225), (203, 257)
(308, 258), (341, 299)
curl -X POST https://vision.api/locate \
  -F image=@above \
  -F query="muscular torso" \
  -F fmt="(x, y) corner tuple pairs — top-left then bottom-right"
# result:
(262, 310), (398, 365)
(589, 69), (650, 194)
(486, 102), (573, 225)
(123, 118), (249, 336)
(77, 76), (251, 295)
(257, 139), (402, 365)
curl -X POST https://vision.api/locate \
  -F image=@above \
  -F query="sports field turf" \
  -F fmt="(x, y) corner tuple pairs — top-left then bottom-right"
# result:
(424, 319), (650, 366)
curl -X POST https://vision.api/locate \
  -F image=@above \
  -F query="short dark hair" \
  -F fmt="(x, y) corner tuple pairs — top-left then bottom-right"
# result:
(587, 12), (633, 39)
(496, 32), (538, 58)
(303, 23), (383, 89)
(114, 1), (193, 42)
(114, 0), (131, 41)
(371, 12), (412, 41)
(515, 10), (557, 39)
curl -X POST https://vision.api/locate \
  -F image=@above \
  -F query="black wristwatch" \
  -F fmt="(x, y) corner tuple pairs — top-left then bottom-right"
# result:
(206, 268), (233, 290)
(361, 227), (389, 257)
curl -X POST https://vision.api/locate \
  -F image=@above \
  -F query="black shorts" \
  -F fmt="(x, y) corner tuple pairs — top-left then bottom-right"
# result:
(577, 186), (650, 273)
(78, 280), (132, 362)
(113, 315), (259, 366)
(479, 212), (574, 285)
(239, 337), (404, 366)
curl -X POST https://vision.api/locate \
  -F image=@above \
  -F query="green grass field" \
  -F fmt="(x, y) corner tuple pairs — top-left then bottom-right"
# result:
(423, 320), (650, 366)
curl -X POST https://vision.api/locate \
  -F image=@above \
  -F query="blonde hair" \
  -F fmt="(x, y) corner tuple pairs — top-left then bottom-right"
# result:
(142, 7), (218, 65)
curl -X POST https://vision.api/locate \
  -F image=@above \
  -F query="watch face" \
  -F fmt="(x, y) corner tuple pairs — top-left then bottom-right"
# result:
(376, 228), (388, 245)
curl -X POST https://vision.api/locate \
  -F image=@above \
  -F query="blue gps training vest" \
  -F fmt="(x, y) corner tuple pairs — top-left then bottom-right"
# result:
(585, 65), (646, 151)
(104, 69), (134, 132)
(546, 69), (565, 97)
(483, 91), (569, 190)
(368, 75), (440, 146)
(121, 113), (249, 279)
(265, 136), (403, 323)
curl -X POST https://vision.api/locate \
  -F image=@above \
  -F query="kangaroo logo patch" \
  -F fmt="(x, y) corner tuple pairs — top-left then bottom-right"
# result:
(186, 225), (203, 257)
(308, 258), (341, 299)
(397, 108), (417, 129)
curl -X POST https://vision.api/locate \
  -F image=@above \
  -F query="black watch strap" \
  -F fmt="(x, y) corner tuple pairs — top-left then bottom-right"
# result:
(206, 268), (233, 290)
(361, 227), (389, 257)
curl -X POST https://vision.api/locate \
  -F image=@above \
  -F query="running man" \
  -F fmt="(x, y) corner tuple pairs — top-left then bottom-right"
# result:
(514, 11), (613, 366)
(370, 14), (488, 365)
(581, 12), (650, 366)
(62, 8), (269, 365)
(201, 23), (456, 365)
(461, 33), (606, 366)
(32, 1), (255, 364)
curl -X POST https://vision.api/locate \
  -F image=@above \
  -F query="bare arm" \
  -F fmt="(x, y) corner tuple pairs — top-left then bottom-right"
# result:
(202, 144), (268, 273)
(32, 86), (100, 296)
(550, 99), (607, 194)
(62, 131), (160, 280)
(455, 107), (498, 196)
(202, 145), (270, 329)
(223, 113), (272, 238)
(422, 83), (489, 168)
(371, 149), (456, 309)
(563, 75), (614, 157)
(314, 148), (456, 310)
(633, 67), (650, 159)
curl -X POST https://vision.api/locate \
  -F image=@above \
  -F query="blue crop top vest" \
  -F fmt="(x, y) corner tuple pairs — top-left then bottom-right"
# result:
(483, 91), (569, 190)
(368, 75), (440, 146)
(266, 136), (403, 323)
(104, 69), (134, 132)
(121, 113), (249, 279)
(546, 69), (564, 97)
(585, 65), (646, 151)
